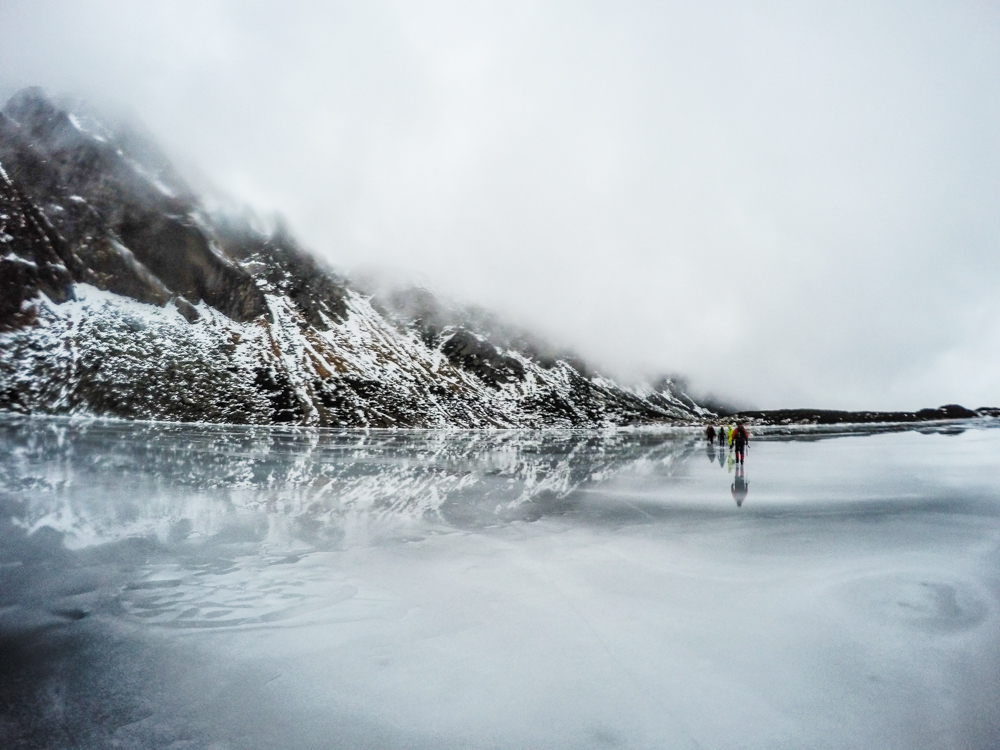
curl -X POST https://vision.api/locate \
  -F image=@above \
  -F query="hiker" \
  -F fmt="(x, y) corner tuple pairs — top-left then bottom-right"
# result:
(731, 464), (748, 507)
(733, 422), (749, 464)
(717, 425), (727, 448)
(705, 424), (716, 443)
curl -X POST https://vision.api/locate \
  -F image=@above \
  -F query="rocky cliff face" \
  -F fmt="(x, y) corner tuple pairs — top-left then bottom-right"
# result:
(0, 88), (708, 427)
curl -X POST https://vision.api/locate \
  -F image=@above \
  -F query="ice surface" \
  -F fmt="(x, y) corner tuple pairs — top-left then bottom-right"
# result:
(0, 415), (998, 749)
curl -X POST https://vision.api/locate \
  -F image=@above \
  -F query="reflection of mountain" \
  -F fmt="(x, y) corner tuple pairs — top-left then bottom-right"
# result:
(1, 415), (699, 631)
(1, 415), (699, 545)
(0, 87), (706, 428)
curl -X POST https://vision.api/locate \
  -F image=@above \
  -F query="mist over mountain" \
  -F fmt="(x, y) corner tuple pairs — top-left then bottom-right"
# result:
(0, 87), (709, 427)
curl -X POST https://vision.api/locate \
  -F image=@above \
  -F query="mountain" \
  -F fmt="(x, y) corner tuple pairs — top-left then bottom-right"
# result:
(0, 87), (708, 428)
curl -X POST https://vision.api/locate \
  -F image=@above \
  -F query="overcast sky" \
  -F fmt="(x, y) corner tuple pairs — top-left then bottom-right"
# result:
(2, 0), (999, 410)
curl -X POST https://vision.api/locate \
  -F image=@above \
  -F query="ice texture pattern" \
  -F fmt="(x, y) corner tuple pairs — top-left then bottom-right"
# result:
(0, 415), (999, 749)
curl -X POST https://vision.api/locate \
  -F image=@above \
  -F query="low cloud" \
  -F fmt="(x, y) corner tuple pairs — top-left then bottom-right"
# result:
(2, 0), (999, 409)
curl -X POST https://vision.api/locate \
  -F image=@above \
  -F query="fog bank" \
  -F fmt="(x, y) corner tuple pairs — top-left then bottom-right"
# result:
(1, 0), (998, 409)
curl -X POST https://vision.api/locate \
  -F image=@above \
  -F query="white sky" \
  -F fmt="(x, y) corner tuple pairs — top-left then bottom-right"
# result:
(1, 0), (999, 410)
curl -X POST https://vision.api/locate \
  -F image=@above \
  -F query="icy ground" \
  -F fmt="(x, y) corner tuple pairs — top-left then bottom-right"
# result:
(1, 416), (998, 749)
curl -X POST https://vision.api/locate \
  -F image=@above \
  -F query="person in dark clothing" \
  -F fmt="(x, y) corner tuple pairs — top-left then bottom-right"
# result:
(733, 422), (749, 464)
(717, 426), (727, 448)
(731, 464), (748, 507)
(705, 425), (716, 443)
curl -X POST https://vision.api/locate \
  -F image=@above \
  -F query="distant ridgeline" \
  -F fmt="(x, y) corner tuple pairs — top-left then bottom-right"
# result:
(0, 87), (709, 427)
(728, 405), (1000, 427)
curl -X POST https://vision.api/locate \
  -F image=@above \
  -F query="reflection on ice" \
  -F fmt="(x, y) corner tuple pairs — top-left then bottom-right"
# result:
(1, 417), (705, 545)
(1, 415), (999, 749)
(731, 463), (749, 506)
(2, 417), (711, 635)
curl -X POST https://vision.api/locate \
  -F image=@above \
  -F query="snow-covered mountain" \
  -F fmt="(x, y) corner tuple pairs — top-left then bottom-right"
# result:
(0, 87), (708, 427)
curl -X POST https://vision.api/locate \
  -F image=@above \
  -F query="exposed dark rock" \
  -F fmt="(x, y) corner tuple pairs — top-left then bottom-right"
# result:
(916, 404), (978, 420)
(0, 166), (74, 328)
(215, 218), (349, 327)
(0, 88), (267, 322)
(440, 329), (525, 388)
(365, 281), (589, 374)
(253, 366), (305, 424)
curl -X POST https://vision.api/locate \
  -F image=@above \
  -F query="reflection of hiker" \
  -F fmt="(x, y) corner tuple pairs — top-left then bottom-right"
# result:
(706, 440), (716, 463)
(718, 447), (725, 468)
(705, 425), (716, 443)
(733, 422), (749, 464)
(731, 464), (749, 507)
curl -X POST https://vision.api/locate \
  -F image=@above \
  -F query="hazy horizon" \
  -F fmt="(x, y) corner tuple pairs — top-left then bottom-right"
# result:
(2, 0), (998, 411)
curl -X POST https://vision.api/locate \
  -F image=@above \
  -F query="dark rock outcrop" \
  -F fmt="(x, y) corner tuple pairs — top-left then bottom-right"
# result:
(0, 165), (75, 328)
(0, 88), (267, 322)
(440, 329), (526, 388)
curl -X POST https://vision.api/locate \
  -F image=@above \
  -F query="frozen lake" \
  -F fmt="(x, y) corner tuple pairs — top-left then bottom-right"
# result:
(1, 415), (998, 749)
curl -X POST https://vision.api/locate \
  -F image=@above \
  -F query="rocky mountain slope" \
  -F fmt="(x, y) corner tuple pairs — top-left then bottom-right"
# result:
(0, 87), (708, 428)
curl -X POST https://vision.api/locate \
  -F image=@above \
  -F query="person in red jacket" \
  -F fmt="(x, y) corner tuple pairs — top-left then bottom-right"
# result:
(733, 422), (750, 464)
